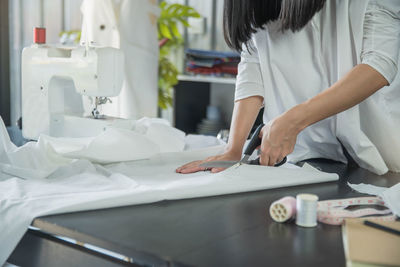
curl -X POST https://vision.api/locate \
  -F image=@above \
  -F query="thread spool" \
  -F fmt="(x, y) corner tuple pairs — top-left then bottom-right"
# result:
(296, 194), (318, 227)
(33, 27), (46, 44)
(269, 196), (296, 223)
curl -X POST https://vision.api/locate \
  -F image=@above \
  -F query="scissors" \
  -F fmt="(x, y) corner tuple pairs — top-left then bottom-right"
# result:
(200, 124), (287, 170)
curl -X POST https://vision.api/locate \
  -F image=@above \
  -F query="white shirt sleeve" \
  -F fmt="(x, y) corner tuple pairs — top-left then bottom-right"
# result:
(361, 0), (400, 84)
(234, 39), (265, 102)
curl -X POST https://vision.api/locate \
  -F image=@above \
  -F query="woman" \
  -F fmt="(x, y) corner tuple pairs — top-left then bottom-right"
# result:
(177, 0), (400, 175)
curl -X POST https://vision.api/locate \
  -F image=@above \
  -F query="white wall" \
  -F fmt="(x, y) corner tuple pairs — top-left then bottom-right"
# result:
(184, 0), (230, 51)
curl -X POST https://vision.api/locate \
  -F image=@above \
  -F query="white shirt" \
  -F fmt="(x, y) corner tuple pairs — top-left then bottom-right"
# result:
(235, 0), (400, 174)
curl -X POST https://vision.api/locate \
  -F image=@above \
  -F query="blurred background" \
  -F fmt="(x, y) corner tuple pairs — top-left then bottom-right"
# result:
(1, 0), (240, 141)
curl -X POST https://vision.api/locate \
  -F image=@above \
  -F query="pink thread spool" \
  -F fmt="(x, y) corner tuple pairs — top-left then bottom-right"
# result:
(269, 196), (297, 223)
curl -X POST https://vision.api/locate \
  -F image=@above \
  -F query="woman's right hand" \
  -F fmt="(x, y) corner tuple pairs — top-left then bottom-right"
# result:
(176, 96), (264, 174)
(175, 151), (242, 174)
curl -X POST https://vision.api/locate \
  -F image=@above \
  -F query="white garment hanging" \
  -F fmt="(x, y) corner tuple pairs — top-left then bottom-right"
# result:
(80, 0), (160, 119)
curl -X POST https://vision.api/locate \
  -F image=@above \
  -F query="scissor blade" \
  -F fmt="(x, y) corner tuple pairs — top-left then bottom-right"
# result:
(199, 160), (239, 169)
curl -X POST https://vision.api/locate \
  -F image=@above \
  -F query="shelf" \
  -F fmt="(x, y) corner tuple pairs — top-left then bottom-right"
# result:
(178, 74), (236, 85)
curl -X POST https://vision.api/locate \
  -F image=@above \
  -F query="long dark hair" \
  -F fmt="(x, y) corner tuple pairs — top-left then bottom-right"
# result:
(223, 0), (326, 51)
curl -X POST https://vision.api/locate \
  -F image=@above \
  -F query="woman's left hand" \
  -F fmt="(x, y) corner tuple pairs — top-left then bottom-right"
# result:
(259, 110), (304, 166)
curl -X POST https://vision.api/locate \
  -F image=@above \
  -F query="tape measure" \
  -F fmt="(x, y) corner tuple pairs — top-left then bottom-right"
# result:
(317, 196), (396, 225)
(269, 196), (397, 226)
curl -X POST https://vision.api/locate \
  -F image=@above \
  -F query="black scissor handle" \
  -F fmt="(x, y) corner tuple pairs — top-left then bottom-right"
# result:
(248, 156), (287, 167)
(244, 123), (265, 156)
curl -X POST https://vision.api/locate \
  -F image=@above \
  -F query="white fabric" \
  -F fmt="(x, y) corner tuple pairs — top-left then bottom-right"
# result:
(235, 0), (400, 174)
(0, 117), (338, 264)
(0, 118), (185, 179)
(184, 134), (226, 150)
(81, 0), (160, 119)
(348, 182), (400, 217)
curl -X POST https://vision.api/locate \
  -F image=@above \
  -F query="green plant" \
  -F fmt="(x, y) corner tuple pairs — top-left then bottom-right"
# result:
(59, 30), (81, 44)
(157, 2), (200, 109)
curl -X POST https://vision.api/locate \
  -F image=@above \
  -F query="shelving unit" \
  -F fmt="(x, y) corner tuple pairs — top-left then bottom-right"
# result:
(174, 75), (236, 134)
(178, 74), (236, 85)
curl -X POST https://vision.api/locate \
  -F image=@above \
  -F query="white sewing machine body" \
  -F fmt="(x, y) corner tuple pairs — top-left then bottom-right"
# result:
(22, 44), (125, 140)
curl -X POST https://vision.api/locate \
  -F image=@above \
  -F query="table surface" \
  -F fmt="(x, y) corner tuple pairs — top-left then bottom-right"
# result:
(32, 159), (400, 267)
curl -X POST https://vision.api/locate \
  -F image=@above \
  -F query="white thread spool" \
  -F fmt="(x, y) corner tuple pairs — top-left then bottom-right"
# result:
(296, 194), (319, 227)
(269, 196), (297, 223)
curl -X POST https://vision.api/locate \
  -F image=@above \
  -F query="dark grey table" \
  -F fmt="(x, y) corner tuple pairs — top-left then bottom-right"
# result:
(8, 159), (400, 267)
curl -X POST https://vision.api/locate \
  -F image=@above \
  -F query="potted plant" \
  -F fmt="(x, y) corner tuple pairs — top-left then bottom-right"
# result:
(157, 2), (200, 109)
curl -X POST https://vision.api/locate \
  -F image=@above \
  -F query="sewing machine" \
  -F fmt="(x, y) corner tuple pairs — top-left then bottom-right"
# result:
(21, 33), (126, 140)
